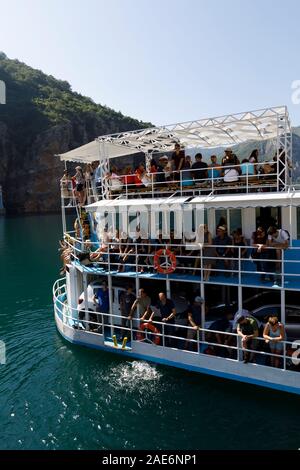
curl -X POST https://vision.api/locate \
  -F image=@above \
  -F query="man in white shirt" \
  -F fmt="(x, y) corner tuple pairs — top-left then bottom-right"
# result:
(267, 226), (289, 282)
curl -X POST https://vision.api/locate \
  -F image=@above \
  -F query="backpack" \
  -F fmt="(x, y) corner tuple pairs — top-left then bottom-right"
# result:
(282, 229), (290, 241)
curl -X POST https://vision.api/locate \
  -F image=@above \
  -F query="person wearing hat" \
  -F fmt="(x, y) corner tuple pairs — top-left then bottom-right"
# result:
(185, 296), (204, 350)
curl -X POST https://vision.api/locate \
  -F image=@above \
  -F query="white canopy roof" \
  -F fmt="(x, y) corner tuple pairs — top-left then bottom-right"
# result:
(58, 106), (290, 163)
(85, 197), (189, 212)
(85, 190), (300, 211)
(191, 190), (300, 208)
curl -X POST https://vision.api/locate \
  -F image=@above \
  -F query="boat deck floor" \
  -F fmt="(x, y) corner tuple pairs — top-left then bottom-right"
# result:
(74, 260), (300, 289)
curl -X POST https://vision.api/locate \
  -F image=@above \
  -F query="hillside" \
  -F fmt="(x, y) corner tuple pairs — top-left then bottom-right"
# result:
(1, 52), (300, 214)
(0, 52), (151, 213)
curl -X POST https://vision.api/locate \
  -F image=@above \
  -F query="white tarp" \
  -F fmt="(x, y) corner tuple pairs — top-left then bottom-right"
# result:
(59, 140), (141, 163)
(85, 191), (300, 211)
(58, 106), (290, 163)
(85, 196), (189, 212)
(190, 191), (300, 208)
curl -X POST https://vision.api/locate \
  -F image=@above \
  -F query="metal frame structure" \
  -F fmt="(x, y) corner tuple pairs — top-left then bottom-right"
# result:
(54, 106), (300, 396)
(58, 105), (292, 197)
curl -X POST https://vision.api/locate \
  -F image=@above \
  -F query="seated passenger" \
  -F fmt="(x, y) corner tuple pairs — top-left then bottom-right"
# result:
(90, 227), (111, 263)
(207, 155), (222, 184)
(263, 316), (285, 368)
(117, 236), (135, 272)
(240, 158), (256, 180)
(105, 167), (123, 192)
(236, 314), (259, 363)
(248, 149), (259, 166)
(192, 153), (208, 184)
(223, 153), (241, 184)
(156, 157), (167, 186)
(221, 148), (240, 165)
(150, 159), (158, 174)
(123, 166), (136, 191)
(135, 163), (151, 187)
(181, 155), (193, 187)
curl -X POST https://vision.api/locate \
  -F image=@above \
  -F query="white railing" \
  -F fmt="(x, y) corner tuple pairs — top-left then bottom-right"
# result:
(60, 160), (286, 204)
(61, 237), (300, 289)
(53, 278), (299, 372)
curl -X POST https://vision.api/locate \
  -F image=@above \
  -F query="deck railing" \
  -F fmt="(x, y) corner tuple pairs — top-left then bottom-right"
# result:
(62, 236), (300, 289)
(53, 278), (300, 373)
(60, 160), (289, 205)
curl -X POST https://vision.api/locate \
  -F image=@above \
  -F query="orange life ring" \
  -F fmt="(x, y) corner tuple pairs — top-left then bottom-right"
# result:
(153, 248), (176, 274)
(136, 322), (161, 345)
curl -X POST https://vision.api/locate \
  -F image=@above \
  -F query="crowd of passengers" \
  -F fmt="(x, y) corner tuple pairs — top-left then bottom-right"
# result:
(59, 220), (290, 284)
(60, 144), (290, 204)
(80, 281), (290, 369)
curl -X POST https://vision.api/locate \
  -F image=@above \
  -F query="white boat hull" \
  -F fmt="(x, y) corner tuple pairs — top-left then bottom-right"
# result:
(54, 308), (300, 396)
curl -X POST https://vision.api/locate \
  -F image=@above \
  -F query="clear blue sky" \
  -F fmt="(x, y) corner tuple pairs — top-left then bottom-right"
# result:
(1, 0), (300, 126)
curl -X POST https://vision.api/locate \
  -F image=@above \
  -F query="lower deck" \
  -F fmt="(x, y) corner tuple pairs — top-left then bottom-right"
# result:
(53, 278), (300, 397)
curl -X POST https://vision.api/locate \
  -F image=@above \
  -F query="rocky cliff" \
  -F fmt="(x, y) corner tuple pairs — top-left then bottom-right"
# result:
(1, 52), (300, 214)
(0, 52), (151, 213)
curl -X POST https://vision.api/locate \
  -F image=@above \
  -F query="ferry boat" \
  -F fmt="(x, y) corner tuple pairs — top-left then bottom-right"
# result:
(53, 106), (300, 396)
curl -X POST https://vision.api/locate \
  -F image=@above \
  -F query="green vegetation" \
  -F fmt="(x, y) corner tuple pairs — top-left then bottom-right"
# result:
(0, 52), (151, 151)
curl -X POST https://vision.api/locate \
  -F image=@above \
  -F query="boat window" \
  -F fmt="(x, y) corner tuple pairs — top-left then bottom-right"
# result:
(230, 209), (242, 233)
(215, 209), (241, 234)
(256, 207), (281, 228)
(215, 209), (227, 230)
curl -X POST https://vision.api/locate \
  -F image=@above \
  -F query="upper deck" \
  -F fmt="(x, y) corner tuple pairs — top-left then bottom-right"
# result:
(58, 106), (293, 202)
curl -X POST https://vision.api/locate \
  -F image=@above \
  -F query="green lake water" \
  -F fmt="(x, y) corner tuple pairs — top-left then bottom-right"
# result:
(0, 214), (300, 450)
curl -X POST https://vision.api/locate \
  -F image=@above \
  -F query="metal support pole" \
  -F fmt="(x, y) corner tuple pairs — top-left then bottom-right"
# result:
(200, 281), (205, 343)
(108, 273), (113, 339)
(281, 289), (286, 370)
(238, 285), (243, 311)
(166, 277), (171, 299)
(83, 271), (89, 331)
(238, 246), (242, 285)
(61, 196), (67, 236)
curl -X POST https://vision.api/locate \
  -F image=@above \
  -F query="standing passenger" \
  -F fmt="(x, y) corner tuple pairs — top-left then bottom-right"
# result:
(171, 143), (185, 181)
(156, 292), (176, 347)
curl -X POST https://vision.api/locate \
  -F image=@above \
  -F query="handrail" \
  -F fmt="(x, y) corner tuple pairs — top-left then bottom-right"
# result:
(53, 279), (300, 371)
(60, 159), (284, 203)
(60, 236), (300, 288)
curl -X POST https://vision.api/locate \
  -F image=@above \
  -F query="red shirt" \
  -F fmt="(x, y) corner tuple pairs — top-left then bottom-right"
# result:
(135, 168), (144, 185)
